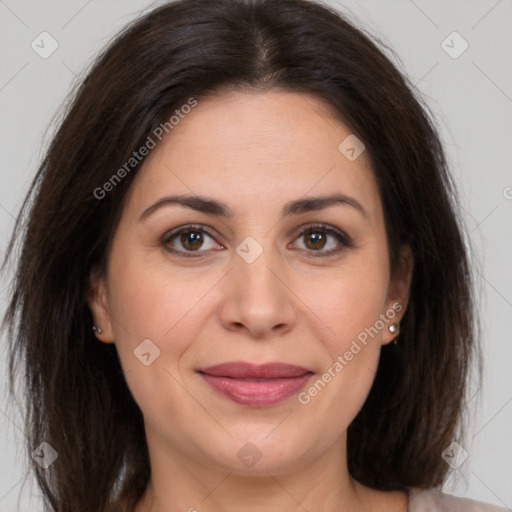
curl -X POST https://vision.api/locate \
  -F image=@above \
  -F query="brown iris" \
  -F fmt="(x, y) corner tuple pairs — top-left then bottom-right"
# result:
(180, 230), (204, 251)
(303, 230), (327, 251)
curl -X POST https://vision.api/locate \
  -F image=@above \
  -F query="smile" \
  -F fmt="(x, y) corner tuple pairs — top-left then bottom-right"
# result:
(197, 362), (314, 407)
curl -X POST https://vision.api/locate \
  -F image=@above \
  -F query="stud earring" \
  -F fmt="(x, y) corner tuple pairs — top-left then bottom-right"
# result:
(92, 325), (103, 334)
(389, 322), (400, 345)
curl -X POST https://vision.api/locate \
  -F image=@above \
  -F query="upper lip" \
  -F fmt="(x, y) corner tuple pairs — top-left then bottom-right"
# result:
(197, 362), (313, 379)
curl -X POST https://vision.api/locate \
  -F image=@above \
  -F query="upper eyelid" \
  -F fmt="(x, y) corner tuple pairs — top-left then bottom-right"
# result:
(162, 223), (350, 251)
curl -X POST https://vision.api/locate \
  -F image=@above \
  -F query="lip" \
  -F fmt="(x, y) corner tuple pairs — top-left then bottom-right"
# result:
(197, 362), (314, 407)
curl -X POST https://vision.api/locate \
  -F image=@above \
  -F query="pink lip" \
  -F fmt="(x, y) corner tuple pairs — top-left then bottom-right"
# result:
(197, 362), (314, 406)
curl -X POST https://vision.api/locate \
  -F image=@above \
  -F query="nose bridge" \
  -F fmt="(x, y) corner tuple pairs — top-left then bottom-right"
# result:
(219, 234), (296, 337)
(234, 235), (285, 302)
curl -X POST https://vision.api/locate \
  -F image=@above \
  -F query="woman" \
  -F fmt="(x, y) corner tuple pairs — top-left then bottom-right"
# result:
(1, 0), (507, 511)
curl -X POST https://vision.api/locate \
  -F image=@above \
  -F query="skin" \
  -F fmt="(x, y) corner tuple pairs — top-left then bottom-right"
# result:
(88, 89), (413, 512)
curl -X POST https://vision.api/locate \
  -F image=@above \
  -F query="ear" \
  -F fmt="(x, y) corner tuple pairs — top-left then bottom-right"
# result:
(85, 266), (115, 344)
(381, 244), (414, 346)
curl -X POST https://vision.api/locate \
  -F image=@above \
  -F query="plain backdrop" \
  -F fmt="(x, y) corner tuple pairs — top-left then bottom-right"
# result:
(0, 1), (511, 510)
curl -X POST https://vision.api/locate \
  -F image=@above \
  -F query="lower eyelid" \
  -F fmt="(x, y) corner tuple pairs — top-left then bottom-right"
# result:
(163, 228), (219, 253)
(292, 236), (348, 257)
(163, 225), (351, 256)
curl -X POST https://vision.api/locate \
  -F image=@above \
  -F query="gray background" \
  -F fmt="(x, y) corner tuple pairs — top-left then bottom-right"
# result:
(1, 1), (511, 510)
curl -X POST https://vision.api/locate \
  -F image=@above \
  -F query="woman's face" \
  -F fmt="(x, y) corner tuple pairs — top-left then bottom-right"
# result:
(88, 90), (411, 475)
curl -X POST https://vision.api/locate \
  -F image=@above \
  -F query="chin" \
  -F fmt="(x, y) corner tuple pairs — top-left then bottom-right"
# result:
(201, 429), (312, 475)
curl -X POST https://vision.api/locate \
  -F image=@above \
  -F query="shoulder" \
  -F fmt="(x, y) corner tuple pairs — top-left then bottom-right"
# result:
(407, 486), (509, 512)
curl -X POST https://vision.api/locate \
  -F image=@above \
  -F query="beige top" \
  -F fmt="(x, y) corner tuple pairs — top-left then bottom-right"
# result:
(408, 487), (509, 511)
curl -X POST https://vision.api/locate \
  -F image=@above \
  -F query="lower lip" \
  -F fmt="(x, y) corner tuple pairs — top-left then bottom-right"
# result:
(200, 373), (313, 406)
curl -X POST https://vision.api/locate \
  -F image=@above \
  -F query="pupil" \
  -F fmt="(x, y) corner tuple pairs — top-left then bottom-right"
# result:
(181, 230), (202, 250)
(307, 231), (325, 249)
(178, 230), (327, 252)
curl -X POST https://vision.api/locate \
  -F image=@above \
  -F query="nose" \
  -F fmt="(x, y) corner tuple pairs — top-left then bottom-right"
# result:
(218, 247), (297, 339)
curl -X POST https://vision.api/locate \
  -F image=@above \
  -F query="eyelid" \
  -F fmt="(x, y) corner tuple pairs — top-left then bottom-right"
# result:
(161, 223), (222, 258)
(161, 222), (353, 258)
(291, 222), (353, 257)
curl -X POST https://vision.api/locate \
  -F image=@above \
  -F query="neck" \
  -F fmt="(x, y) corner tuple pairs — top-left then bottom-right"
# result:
(133, 426), (398, 512)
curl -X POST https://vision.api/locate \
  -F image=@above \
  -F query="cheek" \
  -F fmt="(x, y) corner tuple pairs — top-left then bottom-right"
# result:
(106, 255), (207, 437)
(295, 259), (388, 422)
(307, 260), (389, 350)
(107, 246), (206, 346)
(106, 247), (222, 412)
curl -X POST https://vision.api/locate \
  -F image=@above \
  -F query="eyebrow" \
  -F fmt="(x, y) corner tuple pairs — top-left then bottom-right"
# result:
(138, 192), (368, 221)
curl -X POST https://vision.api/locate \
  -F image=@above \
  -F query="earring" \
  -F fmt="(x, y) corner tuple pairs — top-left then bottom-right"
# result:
(389, 322), (400, 345)
(92, 325), (102, 334)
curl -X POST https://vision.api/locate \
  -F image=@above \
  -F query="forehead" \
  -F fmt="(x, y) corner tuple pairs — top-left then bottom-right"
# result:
(123, 89), (380, 222)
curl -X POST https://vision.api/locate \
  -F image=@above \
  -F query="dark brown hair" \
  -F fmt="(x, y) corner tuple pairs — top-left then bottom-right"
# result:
(1, 0), (481, 511)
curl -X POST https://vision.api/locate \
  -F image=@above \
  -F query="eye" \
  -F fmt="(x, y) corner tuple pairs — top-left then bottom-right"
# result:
(162, 224), (222, 257)
(291, 223), (353, 257)
(162, 223), (353, 258)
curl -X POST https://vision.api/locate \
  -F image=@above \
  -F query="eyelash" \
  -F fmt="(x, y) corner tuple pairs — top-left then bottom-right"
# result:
(161, 223), (353, 259)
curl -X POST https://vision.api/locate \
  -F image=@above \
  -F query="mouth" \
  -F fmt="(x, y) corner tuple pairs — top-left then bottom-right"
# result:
(197, 362), (314, 407)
